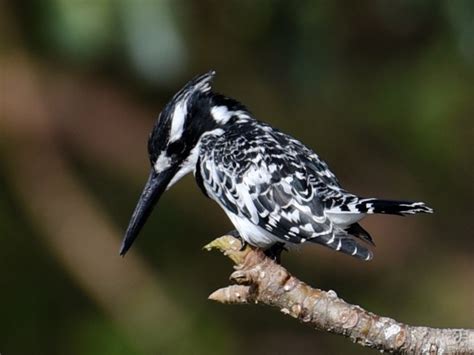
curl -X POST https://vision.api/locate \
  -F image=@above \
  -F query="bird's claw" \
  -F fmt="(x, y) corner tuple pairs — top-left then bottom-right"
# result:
(264, 242), (287, 264)
(226, 229), (248, 251)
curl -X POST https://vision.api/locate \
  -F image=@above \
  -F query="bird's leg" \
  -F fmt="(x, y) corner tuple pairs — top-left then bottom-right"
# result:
(226, 229), (248, 251)
(264, 242), (287, 264)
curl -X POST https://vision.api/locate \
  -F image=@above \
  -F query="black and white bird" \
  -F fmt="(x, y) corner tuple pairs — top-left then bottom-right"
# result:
(120, 71), (433, 261)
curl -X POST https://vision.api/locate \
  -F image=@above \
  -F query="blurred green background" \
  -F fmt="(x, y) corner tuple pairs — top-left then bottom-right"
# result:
(1, 1), (473, 354)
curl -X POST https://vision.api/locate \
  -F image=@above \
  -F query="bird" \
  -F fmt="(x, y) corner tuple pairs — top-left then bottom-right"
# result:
(120, 70), (433, 261)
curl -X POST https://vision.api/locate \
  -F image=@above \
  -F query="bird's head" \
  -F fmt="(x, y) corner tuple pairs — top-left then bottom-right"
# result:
(120, 70), (246, 255)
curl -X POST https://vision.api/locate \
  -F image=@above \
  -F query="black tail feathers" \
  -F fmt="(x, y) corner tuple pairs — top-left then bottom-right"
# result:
(345, 223), (375, 246)
(310, 198), (432, 261)
(355, 199), (433, 216)
(313, 234), (373, 261)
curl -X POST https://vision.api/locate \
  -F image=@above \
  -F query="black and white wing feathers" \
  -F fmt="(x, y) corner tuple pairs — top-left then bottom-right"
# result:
(199, 123), (373, 260)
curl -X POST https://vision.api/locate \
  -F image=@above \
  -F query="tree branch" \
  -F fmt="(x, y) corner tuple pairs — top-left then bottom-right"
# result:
(205, 235), (474, 354)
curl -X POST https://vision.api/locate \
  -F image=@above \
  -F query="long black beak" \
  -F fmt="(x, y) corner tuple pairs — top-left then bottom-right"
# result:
(120, 169), (174, 256)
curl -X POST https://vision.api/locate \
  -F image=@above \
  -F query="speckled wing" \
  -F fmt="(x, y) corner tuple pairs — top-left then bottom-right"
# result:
(198, 125), (373, 260)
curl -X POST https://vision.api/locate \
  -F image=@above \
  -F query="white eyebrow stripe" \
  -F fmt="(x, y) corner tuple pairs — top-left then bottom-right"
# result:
(169, 100), (187, 142)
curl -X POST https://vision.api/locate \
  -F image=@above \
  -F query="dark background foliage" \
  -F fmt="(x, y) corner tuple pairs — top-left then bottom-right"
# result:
(1, 1), (473, 354)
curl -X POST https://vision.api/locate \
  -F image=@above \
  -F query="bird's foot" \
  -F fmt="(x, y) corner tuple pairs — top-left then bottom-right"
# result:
(264, 242), (287, 264)
(226, 229), (248, 251)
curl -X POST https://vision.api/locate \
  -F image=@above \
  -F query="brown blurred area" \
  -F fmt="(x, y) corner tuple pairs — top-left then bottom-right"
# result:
(0, 1), (473, 354)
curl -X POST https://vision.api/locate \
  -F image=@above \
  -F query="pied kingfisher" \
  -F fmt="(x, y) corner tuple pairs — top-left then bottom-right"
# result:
(120, 71), (433, 261)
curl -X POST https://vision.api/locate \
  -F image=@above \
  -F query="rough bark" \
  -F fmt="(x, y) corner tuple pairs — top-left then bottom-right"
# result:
(205, 235), (474, 354)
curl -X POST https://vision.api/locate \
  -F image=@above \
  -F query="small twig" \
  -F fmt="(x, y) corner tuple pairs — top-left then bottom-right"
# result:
(205, 235), (474, 354)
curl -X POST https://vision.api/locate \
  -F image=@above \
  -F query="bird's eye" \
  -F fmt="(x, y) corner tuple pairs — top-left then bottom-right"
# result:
(168, 141), (186, 156)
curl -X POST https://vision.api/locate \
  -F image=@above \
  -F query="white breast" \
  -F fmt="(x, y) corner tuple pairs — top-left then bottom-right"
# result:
(225, 210), (279, 248)
(204, 185), (280, 248)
